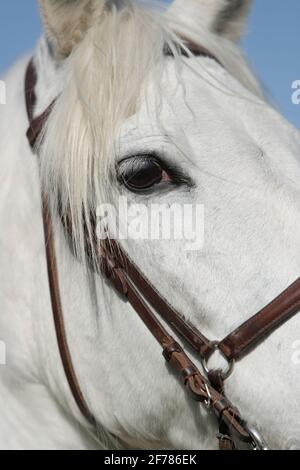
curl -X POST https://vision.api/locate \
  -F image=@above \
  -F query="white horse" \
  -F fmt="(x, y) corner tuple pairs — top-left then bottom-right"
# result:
(0, 0), (300, 450)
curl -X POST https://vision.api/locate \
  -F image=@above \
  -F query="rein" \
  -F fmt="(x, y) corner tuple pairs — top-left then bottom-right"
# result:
(25, 57), (300, 450)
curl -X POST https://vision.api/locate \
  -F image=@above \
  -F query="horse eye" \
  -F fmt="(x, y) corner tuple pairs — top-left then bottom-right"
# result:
(118, 156), (169, 192)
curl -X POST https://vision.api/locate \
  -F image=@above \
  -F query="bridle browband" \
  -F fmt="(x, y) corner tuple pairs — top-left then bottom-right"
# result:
(25, 54), (300, 450)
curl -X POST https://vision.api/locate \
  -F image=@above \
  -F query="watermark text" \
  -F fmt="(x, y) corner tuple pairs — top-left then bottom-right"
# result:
(291, 80), (300, 105)
(292, 340), (300, 366)
(0, 340), (6, 365)
(0, 80), (6, 105)
(96, 197), (204, 251)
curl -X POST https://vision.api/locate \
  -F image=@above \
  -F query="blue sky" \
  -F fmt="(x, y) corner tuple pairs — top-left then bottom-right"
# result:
(0, 0), (299, 128)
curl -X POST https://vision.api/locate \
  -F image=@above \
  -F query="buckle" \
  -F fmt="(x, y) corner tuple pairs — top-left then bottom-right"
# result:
(244, 423), (270, 450)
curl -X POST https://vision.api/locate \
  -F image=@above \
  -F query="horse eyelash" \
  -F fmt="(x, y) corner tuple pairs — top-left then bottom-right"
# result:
(117, 153), (195, 188)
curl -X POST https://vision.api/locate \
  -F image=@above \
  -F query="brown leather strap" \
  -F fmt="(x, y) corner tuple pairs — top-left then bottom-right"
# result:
(101, 236), (300, 364)
(25, 60), (94, 425)
(99, 240), (252, 444)
(42, 198), (95, 425)
(219, 277), (300, 360)
(25, 59), (37, 123)
(25, 59), (56, 148)
(100, 239), (213, 357)
(27, 105), (55, 148)
(164, 39), (222, 65)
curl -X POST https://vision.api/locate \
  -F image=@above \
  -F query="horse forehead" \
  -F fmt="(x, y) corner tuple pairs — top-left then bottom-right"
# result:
(118, 58), (300, 160)
(119, 58), (252, 137)
(117, 60), (250, 157)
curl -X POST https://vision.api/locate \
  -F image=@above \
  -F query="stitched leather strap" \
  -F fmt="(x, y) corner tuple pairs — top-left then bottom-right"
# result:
(25, 59), (55, 148)
(100, 238), (300, 364)
(42, 198), (95, 425)
(25, 59), (36, 122)
(219, 277), (300, 360)
(25, 60), (94, 425)
(99, 240), (252, 443)
(100, 239), (213, 357)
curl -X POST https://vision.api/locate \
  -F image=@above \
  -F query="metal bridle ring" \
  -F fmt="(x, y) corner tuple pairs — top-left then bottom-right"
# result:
(201, 341), (235, 380)
(244, 423), (270, 450)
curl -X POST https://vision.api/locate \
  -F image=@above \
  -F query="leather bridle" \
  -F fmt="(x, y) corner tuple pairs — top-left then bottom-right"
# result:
(25, 54), (300, 450)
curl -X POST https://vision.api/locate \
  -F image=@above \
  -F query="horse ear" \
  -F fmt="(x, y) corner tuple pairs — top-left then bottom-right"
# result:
(38, 0), (106, 59)
(168, 0), (252, 43)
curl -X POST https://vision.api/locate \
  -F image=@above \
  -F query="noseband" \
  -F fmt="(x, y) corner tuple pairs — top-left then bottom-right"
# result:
(25, 56), (300, 450)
